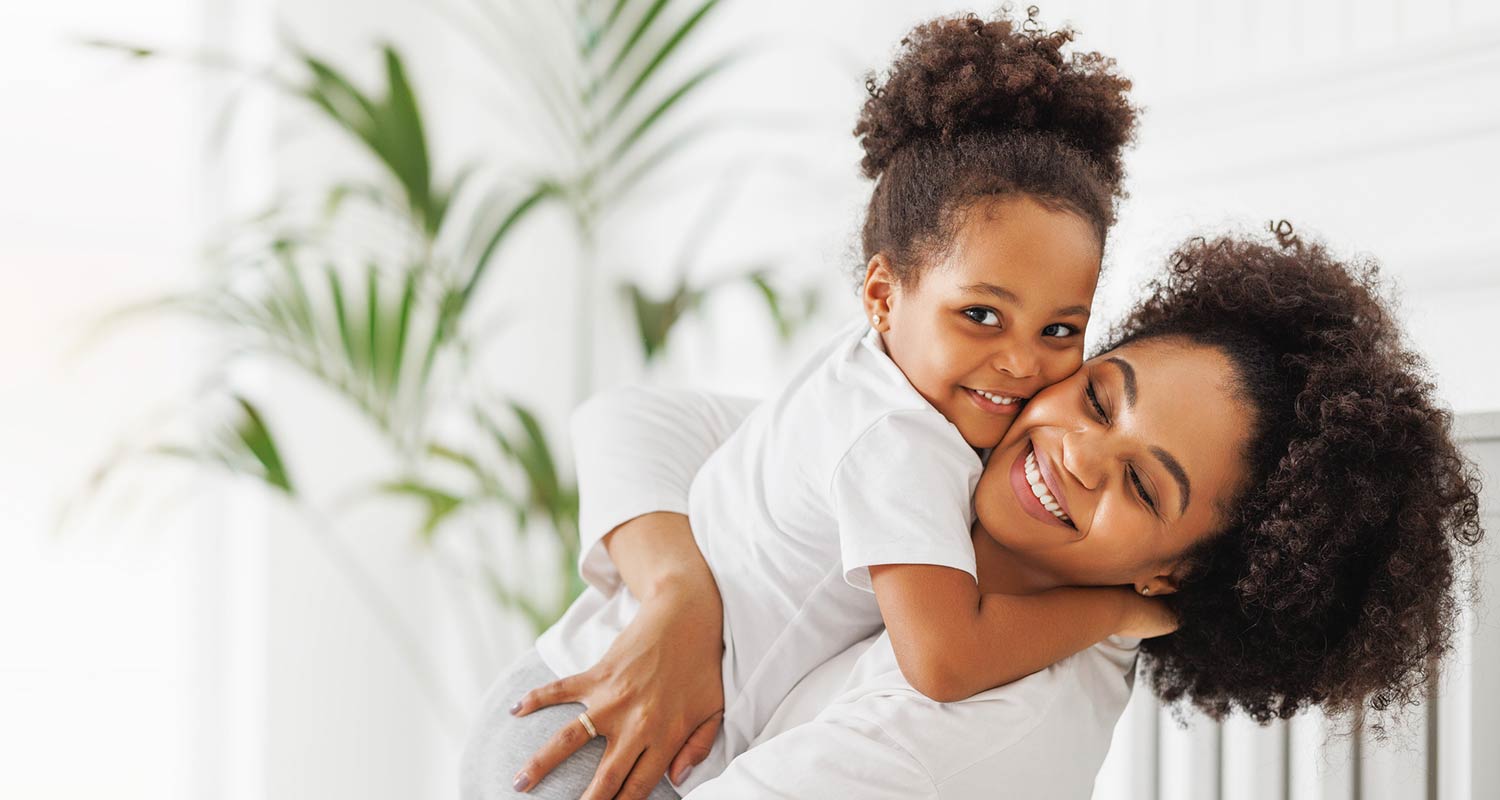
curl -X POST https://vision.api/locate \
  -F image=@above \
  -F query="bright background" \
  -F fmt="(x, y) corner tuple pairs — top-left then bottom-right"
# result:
(4, 1), (1498, 798)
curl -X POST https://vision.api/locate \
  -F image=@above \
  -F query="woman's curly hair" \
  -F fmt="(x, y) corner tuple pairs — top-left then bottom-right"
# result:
(1108, 224), (1484, 725)
(854, 7), (1138, 284)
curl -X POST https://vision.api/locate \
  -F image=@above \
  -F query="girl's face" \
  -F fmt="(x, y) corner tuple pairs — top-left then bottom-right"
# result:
(974, 338), (1253, 594)
(864, 194), (1101, 449)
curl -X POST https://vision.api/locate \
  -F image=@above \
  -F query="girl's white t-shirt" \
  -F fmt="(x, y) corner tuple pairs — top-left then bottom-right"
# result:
(537, 319), (982, 792)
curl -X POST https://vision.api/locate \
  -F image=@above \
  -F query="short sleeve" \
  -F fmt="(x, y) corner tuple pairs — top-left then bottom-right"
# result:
(570, 386), (758, 593)
(828, 411), (981, 591)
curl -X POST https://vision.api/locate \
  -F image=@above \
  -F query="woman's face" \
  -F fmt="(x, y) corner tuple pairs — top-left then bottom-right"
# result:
(974, 337), (1253, 593)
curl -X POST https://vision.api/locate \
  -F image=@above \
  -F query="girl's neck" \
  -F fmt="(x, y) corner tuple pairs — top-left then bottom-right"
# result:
(971, 524), (1060, 595)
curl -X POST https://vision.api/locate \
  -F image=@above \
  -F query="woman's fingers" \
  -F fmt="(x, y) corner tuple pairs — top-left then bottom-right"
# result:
(667, 712), (722, 785)
(614, 746), (674, 800)
(511, 714), (595, 794)
(511, 672), (585, 717)
(579, 741), (641, 800)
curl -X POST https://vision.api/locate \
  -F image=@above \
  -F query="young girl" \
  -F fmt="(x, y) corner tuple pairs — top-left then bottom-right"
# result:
(477, 10), (1156, 798)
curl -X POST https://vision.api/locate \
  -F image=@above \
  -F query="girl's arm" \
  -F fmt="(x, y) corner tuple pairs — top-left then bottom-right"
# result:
(868, 564), (1172, 702)
(509, 387), (756, 800)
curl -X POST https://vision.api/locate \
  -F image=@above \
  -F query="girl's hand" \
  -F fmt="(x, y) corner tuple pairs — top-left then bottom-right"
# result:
(509, 585), (725, 799)
(1117, 591), (1179, 639)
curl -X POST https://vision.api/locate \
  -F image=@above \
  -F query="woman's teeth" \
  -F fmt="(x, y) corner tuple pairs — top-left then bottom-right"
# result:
(1025, 449), (1073, 525)
(974, 389), (1019, 405)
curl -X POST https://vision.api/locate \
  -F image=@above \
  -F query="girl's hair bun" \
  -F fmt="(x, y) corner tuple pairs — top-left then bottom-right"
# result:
(855, 7), (1137, 191)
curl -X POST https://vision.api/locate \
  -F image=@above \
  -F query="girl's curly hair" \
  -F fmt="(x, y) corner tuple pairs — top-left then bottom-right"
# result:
(855, 7), (1137, 283)
(1108, 224), (1484, 724)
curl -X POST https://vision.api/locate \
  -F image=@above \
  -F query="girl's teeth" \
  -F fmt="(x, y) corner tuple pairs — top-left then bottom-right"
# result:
(975, 389), (1018, 406)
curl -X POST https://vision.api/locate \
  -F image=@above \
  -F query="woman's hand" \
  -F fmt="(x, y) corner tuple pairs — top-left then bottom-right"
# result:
(509, 514), (726, 799)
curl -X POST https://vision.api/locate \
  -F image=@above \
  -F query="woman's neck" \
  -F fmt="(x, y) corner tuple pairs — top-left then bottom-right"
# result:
(971, 523), (1061, 595)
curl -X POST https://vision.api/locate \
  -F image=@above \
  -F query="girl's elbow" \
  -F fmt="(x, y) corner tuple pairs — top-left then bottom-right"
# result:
(899, 659), (968, 703)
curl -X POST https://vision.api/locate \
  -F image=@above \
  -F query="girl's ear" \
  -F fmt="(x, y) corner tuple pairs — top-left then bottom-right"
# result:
(862, 254), (897, 329)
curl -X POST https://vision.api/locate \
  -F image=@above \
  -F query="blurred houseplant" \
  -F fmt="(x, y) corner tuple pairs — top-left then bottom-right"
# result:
(78, 0), (818, 731)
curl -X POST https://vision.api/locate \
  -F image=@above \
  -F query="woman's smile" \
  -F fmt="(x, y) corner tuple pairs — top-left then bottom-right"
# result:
(1009, 441), (1076, 530)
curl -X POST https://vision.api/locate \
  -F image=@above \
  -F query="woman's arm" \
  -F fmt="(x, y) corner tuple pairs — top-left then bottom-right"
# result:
(509, 387), (757, 800)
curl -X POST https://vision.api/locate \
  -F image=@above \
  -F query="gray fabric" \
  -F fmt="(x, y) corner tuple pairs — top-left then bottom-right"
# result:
(461, 649), (680, 800)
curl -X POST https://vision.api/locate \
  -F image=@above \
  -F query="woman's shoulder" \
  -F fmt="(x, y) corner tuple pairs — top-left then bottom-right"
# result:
(820, 632), (1137, 789)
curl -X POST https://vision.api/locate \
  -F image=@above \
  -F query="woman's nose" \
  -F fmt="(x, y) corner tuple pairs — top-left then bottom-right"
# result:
(1061, 428), (1106, 491)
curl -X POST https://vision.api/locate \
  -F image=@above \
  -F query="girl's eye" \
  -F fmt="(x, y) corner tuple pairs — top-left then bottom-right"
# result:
(1129, 466), (1158, 511)
(1041, 323), (1079, 339)
(963, 307), (1002, 327)
(1085, 380), (1109, 422)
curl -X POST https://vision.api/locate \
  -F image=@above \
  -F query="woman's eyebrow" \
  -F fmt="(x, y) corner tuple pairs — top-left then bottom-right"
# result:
(1151, 446), (1191, 516)
(1104, 356), (1190, 515)
(1103, 357), (1137, 404)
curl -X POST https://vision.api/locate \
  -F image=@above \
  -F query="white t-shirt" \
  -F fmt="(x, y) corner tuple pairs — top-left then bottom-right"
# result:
(536, 375), (1140, 798)
(685, 320), (982, 782)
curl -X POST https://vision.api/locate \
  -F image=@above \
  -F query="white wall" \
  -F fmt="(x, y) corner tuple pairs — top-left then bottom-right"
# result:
(0, 2), (209, 799)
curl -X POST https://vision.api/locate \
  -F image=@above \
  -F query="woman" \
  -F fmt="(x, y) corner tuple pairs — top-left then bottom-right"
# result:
(461, 227), (1483, 798)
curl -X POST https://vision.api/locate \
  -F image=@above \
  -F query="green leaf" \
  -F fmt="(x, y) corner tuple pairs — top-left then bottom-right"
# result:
(600, 0), (721, 127)
(326, 265), (360, 377)
(604, 52), (736, 164)
(378, 479), (463, 541)
(230, 396), (294, 493)
(623, 279), (704, 360)
(376, 45), (435, 235)
(594, 0), (671, 94)
(460, 181), (561, 308)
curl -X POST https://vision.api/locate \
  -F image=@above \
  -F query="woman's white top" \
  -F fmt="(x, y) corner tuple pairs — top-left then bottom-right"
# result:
(535, 372), (1141, 798)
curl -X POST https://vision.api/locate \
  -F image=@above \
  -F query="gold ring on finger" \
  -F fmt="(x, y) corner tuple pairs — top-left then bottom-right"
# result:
(577, 710), (598, 738)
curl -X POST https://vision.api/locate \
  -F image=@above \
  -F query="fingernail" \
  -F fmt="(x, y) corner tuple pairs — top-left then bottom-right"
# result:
(509, 700), (522, 715)
(512, 772), (530, 792)
(676, 766), (693, 783)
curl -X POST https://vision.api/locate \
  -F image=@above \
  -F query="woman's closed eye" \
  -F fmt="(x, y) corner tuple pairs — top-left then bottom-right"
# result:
(1129, 467), (1158, 512)
(1085, 380), (1108, 422)
(1087, 380), (1160, 512)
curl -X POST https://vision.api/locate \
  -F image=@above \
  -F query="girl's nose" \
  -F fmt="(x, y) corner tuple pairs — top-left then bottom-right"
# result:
(1061, 428), (1106, 491)
(991, 342), (1040, 380)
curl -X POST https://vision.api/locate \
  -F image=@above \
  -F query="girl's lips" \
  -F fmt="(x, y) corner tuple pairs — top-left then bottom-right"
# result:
(965, 387), (1025, 416)
(1009, 443), (1075, 530)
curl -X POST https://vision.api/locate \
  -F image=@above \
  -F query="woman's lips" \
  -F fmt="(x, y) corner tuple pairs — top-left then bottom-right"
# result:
(1030, 443), (1073, 521)
(1009, 443), (1074, 530)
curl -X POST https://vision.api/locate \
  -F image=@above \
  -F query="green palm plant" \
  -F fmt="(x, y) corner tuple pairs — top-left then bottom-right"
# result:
(78, 0), (822, 732)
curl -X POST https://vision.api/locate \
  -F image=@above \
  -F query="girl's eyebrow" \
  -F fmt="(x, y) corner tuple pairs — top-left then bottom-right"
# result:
(960, 282), (1090, 317)
(1104, 356), (1191, 515)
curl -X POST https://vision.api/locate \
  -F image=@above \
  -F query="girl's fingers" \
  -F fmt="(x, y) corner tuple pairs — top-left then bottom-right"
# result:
(510, 714), (596, 794)
(615, 746), (674, 800)
(668, 713), (722, 785)
(512, 672), (586, 717)
(579, 741), (641, 800)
